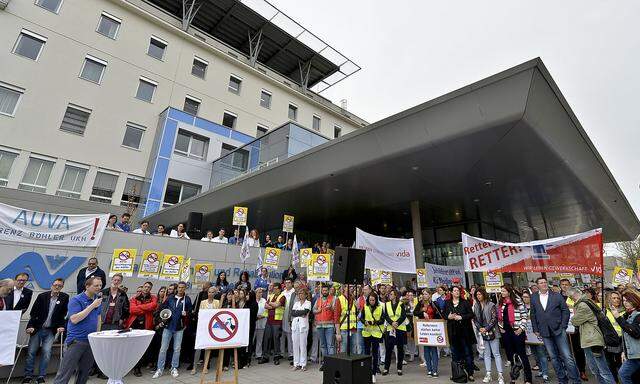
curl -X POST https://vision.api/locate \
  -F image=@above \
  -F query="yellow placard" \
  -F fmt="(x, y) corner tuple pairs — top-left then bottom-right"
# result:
(483, 271), (503, 293)
(232, 206), (248, 226)
(416, 268), (428, 288)
(194, 263), (214, 283)
(139, 250), (163, 278)
(180, 257), (191, 282)
(370, 269), (392, 285)
(299, 248), (312, 268)
(612, 267), (633, 286)
(263, 247), (281, 268)
(159, 254), (184, 281)
(282, 214), (295, 233)
(308, 253), (331, 281)
(109, 248), (137, 277)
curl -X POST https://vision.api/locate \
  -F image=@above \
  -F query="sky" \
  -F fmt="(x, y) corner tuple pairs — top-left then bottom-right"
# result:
(270, 0), (640, 222)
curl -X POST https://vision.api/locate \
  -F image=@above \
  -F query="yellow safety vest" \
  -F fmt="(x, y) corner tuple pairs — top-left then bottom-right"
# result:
(268, 293), (285, 321)
(338, 295), (357, 330)
(362, 305), (383, 339)
(385, 301), (406, 331)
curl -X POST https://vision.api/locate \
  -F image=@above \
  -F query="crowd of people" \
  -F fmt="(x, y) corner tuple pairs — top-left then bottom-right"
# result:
(1, 255), (640, 384)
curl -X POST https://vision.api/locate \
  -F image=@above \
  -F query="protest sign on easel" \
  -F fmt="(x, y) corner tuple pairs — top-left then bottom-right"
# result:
(195, 309), (249, 384)
(414, 319), (449, 347)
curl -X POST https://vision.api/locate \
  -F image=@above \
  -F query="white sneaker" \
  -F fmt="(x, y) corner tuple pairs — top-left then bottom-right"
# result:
(152, 370), (162, 379)
(498, 373), (505, 384)
(171, 368), (179, 378)
(483, 372), (492, 383)
(420, 362), (426, 367)
(372, 375), (376, 383)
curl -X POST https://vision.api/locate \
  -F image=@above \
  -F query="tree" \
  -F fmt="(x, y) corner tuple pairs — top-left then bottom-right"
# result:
(615, 235), (640, 271)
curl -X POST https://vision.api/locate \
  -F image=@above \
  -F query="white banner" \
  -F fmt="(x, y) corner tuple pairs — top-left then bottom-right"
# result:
(195, 309), (250, 349)
(355, 228), (416, 273)
(425, 262), (465, 288)
(0, 202), (109, 247)
(0, 311), (21, 365)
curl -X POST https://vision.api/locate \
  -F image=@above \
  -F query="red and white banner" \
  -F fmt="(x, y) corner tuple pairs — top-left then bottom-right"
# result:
(462, 229), (603, 276)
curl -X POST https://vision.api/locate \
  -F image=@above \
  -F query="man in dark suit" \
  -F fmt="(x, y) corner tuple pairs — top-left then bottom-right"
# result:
(75, 257), (106, 294)
(5, 272), (33, 313)
(530, 277), (581, 384)
(23, 278), (69, 383)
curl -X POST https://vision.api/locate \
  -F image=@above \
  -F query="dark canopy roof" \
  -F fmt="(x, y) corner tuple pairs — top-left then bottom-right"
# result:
(145, 58), (640, 243)
(145, 0), (359, 89)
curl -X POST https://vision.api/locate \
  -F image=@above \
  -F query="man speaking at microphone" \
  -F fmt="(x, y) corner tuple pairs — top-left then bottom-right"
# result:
(53, 276), (103, 384)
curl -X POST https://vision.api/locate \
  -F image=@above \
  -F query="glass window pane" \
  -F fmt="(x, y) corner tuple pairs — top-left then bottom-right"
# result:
(228, 76), (241, 93)
(181, 183), (200, 201)
(97, 15), (120, 39)
(192, 59), (207, 78)
(0, 85), (22, 116)
(174, 131), (190, 153)
(58, 165), (86, 197)
(222, 113), (236, 129)
(260, 91), (271, 108)
(60, 105), (91, 135)
(288, 105), (297, 120)
(312, 116), (321, 131)
(36, 0), (62, 13)
(91, 172), (117, 199)
(0, 150), (18, 183)
(136, 80), (156, 102)
(257, 126), (268, 137)
(80, 58), (106, 83)
(148, 38), (166, 60)
(334, 126), (342, 138)
(14, 33), (45, 60)
(183, 98), (200, 115)
(190, 137), (206, 159)
(34, 160), (53, 187)
(122, 124), (144, 149)
(163, 180), (181, 204)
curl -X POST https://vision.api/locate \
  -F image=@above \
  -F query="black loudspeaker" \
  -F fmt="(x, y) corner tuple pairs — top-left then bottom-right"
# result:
(331, 247), (366, 284)
(186, 212), (203, 238)
(323, 354), (372, 384)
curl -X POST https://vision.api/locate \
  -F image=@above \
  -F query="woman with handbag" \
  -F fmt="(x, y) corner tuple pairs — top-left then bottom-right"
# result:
(473, 287), (504, 384)
(445, 285), (476, 381)
(498, 285), (532, 384)
(414, 289), (442, 378)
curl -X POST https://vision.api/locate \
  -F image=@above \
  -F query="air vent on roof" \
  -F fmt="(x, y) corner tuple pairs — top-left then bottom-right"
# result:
(193, 33), (206, 42)
(257, 67), (266, 74)
(227, 51), (238, 59)
(283, 81), (292, 87)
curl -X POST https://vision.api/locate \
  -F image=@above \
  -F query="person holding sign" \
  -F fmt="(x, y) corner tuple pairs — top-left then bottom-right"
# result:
(360, 291), (384, 383)
(444, 286), (476, 381)
(126, 281), (158, 377)
(382, 289), (406, 376)
(413, 289), (442, 378)
(472, 287), (504, 384)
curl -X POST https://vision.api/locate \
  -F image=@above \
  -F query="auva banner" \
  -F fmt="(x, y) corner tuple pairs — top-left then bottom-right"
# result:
(462, 228), (603, 275)
(425, 262), (465, 288)
(355, 227), (416, 273)
(0, 202), (109, 247)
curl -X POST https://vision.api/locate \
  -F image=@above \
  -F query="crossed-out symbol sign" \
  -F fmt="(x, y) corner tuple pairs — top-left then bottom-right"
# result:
(208, 311), (239, 342)
(118, 251), (130, 260)
(199, 265), (209, 274)
(147, 253), (158, 262)
(316, 255), (327, 265)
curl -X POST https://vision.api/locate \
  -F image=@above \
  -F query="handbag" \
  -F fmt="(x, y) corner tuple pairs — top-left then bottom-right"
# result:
(450, 360), (468, 383)
(479, 305), (495, 341)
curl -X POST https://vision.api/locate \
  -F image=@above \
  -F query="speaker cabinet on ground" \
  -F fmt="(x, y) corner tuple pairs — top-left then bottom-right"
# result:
(323, 354), (372, 384)
(186, 212), (203, 239)
(331, 247), (366, 284)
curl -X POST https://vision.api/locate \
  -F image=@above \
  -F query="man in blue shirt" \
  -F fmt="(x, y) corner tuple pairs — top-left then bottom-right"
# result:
(53, 276), (103, 384)
(153, 281), (192, 379)
(116, 212), (131, 232)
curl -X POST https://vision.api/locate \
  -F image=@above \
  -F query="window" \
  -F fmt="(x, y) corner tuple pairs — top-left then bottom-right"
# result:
(288, 104), (298, 121)
(191, 57), (208, 79)
(79, 55), (107, 84)
(256, 125), (268, 138)
(35, 0), (63, 14)
(0, 83), (23, 117)
(122, 122), (145, 149)
(147, 36), (167, 60)
(56, 165), (86, 199)
(259, 90), (271, 109)
(163, 179), (200, 206)
(228, 75), (242, 94)
(121, 176), (143, 207)
(312, 115), (321, 131)
(135, 77), (156, 102)
(222, 111), (237, 129)
(19, 157), (54, 193)
(334, 125), (342, 138)
(60, 104), (91, 135)
(174, 130), (208, 160)
(13, 30), (47, 61)
(220, 143), (249, 171)
(183, 95), (201, 116)
(90, 171), (118, 203)
(96, 12), (121, 39)
(0, 150), (18, 187)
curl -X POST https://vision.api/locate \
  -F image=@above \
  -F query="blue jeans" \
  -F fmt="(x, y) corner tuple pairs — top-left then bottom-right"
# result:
(532, 344), (549, 376)
(317, 326), (335, 359)
(24, 329), (56, 378)
(340, 330), (358, 354)
(423, 346), (439, 374)
(618, 358), (640, 384)
(583, 347), (615, 384)
(483, 338), (503, 374)
(157, 328), (184, 371)
(356, 329), (365, 354)
(542, 333), (581, 384)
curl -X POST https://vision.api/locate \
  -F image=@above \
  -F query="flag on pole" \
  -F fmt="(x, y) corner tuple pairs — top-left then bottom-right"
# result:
(256, 247), (264, 271)
(292, 234), (299, 266)
(240, 225), (250, 262)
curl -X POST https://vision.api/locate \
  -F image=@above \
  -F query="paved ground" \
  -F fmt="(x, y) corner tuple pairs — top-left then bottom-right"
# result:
(17, 355), (576, 384)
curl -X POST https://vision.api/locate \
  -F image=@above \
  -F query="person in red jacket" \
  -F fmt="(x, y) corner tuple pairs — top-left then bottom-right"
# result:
(126, 281), (158, 376)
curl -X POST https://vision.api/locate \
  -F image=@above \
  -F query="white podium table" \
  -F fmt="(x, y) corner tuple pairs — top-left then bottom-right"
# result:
(88, 329), (154, 384)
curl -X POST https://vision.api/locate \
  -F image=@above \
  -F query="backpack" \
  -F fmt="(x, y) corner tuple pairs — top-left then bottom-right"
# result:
(582, 300), (620, 348)
(450, 360), (468, 383)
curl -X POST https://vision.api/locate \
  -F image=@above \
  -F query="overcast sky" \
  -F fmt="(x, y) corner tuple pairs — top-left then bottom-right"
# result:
(271, 0), (640, 221)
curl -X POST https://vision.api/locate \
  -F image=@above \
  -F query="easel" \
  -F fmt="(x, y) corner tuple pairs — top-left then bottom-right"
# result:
(200, 347), (239, 384)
